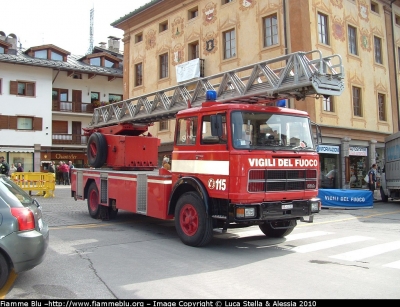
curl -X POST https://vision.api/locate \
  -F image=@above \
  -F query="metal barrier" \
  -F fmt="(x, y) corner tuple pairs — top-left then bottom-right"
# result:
(11, 172), (56, 198)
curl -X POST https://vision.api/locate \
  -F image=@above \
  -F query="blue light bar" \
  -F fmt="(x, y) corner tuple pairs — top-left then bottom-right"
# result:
(206, 90), (217, 101)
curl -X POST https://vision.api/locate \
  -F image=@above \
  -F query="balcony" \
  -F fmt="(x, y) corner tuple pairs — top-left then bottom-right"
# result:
(52, 100), (94, 113)
(52, 134), (88, 145)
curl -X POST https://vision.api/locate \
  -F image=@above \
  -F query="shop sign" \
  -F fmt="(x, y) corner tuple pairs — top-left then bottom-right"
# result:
(317, 145), (340, 154)
(349, 147), (367, 156)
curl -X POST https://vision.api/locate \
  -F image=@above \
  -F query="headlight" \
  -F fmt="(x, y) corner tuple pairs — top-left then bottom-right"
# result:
(236, 207), (256, 218)
(310, 198), (321, 212)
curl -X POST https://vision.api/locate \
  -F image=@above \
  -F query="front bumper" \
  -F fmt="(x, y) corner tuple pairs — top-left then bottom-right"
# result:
(231, 198), (320, 222)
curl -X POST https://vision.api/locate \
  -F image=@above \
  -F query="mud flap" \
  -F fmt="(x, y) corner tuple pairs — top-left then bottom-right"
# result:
(300, 215), (314, 223)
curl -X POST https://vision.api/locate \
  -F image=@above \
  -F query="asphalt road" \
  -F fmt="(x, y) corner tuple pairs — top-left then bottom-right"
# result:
(3, 185), (400, 299)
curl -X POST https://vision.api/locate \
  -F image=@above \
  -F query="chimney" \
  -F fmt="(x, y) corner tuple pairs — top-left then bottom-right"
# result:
(2, 33), (18, 55)
(99, 42), (106, 49)
(107, 36), (120, 53)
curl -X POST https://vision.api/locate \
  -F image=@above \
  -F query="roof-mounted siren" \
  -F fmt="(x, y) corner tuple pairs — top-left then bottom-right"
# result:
(203, 90), (218, 107)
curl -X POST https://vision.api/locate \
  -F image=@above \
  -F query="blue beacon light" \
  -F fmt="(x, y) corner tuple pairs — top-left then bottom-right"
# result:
(206, 90), (217, 101)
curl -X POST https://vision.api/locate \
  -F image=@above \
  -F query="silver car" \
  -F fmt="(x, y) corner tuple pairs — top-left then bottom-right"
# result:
(0, 174), (49, 289)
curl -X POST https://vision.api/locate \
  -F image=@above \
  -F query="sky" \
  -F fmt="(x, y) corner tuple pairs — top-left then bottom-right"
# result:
(0, 0), (151, 56)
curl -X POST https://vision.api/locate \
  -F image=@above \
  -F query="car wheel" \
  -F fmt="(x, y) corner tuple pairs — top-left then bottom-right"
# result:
(259, 220), (297, 237)
(87, 182), (101, 219)
(380, 187), (389, 202)
(87, 132), (107, 168)
(174, 192), (213, 247)
(0, 253), (10, 289)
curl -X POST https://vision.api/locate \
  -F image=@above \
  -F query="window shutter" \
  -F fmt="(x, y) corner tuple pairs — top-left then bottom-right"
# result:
(10, 81), (18, 95)
(8, 116), (17, 129)
(52, 120), (68, 133)
(0, 115), (9, 129)
(33, 117), (43, 131)
(26, 83), (35, 96)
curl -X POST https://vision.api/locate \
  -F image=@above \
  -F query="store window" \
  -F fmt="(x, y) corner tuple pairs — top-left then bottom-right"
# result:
(348, 147), (368, 189)
(317, 145), (340, 189)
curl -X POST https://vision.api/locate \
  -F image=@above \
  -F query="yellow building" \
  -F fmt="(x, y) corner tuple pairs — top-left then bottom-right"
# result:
(111, 0), (400, 189)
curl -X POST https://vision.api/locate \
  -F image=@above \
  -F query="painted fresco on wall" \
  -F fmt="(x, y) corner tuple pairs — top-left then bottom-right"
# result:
(240, 0), (256, 11)
(171, 44), (185, 66)
(360, 28), (371, 52)
(332, 16), (345, 42)
(358, 0), (369, 22)
(145, 29), (156, 50)
(203, 32), (218, 55)
(171, 16), (184, 39)
(203, 2), (217, 26)
(330, 0), (343, 9)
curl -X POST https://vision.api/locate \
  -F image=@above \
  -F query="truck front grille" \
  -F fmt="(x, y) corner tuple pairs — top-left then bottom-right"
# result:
(248, 169), (317, 192)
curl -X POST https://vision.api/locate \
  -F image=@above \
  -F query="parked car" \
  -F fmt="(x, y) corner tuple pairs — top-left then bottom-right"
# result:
(0, 174), (49, 289)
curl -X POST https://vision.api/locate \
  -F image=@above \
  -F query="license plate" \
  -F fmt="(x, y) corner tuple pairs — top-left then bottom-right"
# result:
(38, 218), (43, 230)
(282, 204), (293, 209)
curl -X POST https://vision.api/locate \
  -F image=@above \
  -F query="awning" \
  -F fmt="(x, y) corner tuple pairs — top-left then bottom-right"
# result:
(40, 161), (52, 165)
(0, 147), (34, 153)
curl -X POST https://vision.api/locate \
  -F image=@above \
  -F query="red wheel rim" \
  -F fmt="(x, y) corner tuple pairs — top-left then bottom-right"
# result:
(89, 141), (97, 158)
(89, 188), (98, 212)
(179, 204), (199, 236)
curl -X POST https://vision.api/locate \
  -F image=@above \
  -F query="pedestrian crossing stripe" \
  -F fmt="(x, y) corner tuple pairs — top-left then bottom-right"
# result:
(330, 240), (400, 261)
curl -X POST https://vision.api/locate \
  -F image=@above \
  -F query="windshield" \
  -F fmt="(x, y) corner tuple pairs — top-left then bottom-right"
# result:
(231, 111), (314, 150)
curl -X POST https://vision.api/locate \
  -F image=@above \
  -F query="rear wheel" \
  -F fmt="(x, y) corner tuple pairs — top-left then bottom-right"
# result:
(87, 182), (101, 219)
(259, 220), (297, 238)
(380, 187), (389, 202)
(87, 132), (107, 168)
(0, 253), (10, 289)
(175, 192), (213, 247)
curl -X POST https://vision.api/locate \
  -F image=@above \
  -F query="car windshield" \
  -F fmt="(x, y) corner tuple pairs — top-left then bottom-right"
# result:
(231, 111), (314, 150)
(0, 175), (33, 208)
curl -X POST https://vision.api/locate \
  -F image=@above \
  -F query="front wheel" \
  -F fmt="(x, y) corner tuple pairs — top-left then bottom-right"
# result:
(259, 220), (297, 238)
(174, 192), (213, 247)
(380, 187), (389, 202)
(0, 253), (10, 289)
(87, 182), (101, 219)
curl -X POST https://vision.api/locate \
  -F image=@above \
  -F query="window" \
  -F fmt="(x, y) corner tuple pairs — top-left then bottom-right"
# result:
(318, 13), (329, 45)
(396, 15), (400, 26)
(135, 63), (143, 86)
(374, 36), (382, 64)
(90, 57), (101, 66)
(34, 50), (47, 59)
(223, 29), (236, 59)
(17, 117), (33, 130)
(348, 25), (358, 55)
(159, 53), (169, 79)
(91, 92), (100, 104)
(352, 86), (362, 117)
(371, 1), (379, 13)
(188, 41), (199, 60)
(52, 88), (68, 101)
(159, 21), (168, 32)
(10, 81), (35, 97)
(263, 14), (278, 47)
(176, 117), (198, 145)
(51, 51), (63, 61)
(105, 59), (117, 68)
(109, 94), (122, 103)
(323, 96), (334, 112)
(201, 115), (227, 145)
(378, 93), (386, 121)
(159, 120), (169, 131)
(0, 46), (5, 54)
(135, 33), (143, 43)
(188, 7), (198, 19)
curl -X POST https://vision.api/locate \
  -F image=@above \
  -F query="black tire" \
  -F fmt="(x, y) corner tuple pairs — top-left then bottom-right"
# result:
(87, 132), (107, 168)
(108, 199), (118, 220)
(380, 187), (389, 202)
(174, 192), (213, 247)
(87, 182), (101, 219)
(259, 220), (297, 238)
(0, 253), (10, 290)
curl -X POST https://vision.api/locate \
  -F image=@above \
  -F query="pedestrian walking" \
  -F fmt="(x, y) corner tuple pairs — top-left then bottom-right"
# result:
(0, 156), (10, 176)
(16, 163), (24, 172)
(368, 164), (378, 199)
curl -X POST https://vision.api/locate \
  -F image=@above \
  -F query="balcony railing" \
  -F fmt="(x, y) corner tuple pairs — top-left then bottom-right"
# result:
(52, 101), (94, 113)
(52, 134), (88, 145)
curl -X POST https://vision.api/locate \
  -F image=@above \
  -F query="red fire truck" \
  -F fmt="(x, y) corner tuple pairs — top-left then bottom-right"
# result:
(71, 50), (344, 247)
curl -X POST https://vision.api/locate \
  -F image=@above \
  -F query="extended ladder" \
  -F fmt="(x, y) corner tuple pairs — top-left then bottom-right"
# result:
(89, 49), (344, 128)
